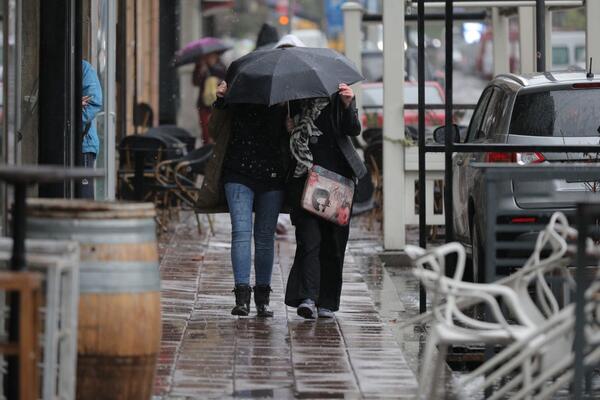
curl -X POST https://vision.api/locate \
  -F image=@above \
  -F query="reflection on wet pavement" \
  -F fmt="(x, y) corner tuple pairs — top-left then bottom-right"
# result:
(154, 214), (417, 399)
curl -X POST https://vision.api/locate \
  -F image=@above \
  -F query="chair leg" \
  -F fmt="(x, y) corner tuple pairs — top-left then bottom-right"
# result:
(418, 331), (439, 400)
(207, 214), (215, 236)
(195, 213), (203, 235)
(430, 342), (448, 400)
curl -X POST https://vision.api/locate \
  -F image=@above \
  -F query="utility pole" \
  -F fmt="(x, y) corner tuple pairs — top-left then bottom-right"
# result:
(288, 0), (295, 33)
(536, 0), (545, 72)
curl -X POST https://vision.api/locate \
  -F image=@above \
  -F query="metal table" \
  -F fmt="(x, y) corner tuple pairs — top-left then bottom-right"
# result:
(0, 164), (103, 399)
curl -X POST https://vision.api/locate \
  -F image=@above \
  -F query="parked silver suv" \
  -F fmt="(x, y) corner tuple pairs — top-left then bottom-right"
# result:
(445, 71), (600, 281)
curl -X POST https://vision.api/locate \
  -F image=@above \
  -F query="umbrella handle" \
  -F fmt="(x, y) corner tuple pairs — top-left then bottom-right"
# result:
(287, 101), (290, 117)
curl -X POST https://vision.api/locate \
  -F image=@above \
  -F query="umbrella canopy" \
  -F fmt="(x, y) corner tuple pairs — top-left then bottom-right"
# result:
(225, 47), (363, 106)
(172, 37), (231, 67)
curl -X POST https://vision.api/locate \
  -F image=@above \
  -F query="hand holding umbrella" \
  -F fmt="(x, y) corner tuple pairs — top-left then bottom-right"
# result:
(216, 81), (228, 98)
(338, 83), (354, 108)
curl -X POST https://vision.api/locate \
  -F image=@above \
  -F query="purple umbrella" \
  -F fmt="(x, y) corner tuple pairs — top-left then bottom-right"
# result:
(172, 37), (231, 67)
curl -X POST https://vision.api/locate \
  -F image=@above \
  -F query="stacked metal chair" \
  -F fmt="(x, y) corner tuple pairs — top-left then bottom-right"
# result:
(0, 238), (80, 400)
(406, 212), (600, 399)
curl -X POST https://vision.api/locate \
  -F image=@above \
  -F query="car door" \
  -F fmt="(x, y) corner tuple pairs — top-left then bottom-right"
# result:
(452, 87), (493, 240)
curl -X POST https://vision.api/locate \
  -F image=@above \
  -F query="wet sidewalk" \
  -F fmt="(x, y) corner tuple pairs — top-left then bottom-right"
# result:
(153, 214), (418, 399)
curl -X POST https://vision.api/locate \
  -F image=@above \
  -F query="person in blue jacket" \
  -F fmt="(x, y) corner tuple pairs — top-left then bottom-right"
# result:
(80, 60), (103, 199)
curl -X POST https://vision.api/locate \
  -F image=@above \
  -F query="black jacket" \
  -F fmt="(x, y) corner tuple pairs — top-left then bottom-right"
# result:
(325, 94), (368, 180)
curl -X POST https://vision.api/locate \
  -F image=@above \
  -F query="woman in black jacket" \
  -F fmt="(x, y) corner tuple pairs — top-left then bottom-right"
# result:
(212, 82), (290, 318)
(285, 83), (367, 319)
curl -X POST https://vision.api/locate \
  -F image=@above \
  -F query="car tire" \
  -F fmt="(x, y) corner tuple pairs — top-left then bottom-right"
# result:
(470, 216), (486, 283)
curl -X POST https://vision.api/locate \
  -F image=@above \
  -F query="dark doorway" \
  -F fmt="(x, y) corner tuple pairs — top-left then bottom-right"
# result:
(38, 0), (82, 198)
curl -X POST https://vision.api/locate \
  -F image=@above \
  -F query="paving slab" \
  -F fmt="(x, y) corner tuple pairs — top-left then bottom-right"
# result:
(154, 213), (417, 399)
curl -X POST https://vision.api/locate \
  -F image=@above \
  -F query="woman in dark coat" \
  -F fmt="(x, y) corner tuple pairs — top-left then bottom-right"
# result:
(198, 81), (290, 317)
(285, 83), (367, 319)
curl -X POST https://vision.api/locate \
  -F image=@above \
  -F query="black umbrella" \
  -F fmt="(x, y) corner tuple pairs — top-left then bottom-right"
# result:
(225, 47), (364, 106)
(172, 37), (231, 67)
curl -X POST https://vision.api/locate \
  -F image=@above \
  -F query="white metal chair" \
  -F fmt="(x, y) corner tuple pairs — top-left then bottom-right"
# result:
(503, 212), (576, 324)
(406, 212), (586, 399)
(457, 213), (600, 399)
(0, 238), (80, 400)
(406, 243), (539, 400)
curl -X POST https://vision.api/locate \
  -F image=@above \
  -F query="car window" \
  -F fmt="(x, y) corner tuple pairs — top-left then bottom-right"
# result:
(479, 88), (505, 139)
(466, 87), (493, 142)
(509, 88), (600, 137)
(552, 46), (569, 66)
(575, 46), (586, 64)
(489, 89), (511, 138)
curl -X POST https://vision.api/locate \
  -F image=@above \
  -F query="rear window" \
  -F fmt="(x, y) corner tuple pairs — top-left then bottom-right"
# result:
(509, 88), (600, 137)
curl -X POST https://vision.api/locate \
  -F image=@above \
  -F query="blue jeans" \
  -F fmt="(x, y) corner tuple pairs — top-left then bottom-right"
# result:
(224, 183), (284, 286)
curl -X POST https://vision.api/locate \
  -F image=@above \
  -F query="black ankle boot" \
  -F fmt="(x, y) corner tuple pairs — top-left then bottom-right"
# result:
(253, 285), (274, 317)
(231, 284), (252, 316)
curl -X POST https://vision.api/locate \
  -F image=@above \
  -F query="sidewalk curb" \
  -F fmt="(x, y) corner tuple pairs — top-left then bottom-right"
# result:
(378, 250), (412, 267)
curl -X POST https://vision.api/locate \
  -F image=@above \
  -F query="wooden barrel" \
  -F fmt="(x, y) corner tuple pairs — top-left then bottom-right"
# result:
(26, 199), (161, 400)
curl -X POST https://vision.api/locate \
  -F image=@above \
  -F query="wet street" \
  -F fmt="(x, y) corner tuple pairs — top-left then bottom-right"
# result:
(153, 214), (418, 399)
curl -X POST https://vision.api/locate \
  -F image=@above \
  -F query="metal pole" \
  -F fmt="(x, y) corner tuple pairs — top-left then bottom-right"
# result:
(573, 204), (587, 400)
(10, 184), (26, 271)
(342, 2), (364, 129)
(536, 0), (546, 72)
(288, 0), (295, 34)
(483, 175), (498, 398)
(586, 0), (600, 74)
(518, 6), (536, 73)
(382, 0), (406, 250)
(418, 0), (427, 313)
(444, 0), (454, 242)
(5, 182), (27, 399)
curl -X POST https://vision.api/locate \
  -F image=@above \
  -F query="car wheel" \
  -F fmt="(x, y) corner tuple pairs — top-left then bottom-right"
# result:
(471, 216), (486, 283)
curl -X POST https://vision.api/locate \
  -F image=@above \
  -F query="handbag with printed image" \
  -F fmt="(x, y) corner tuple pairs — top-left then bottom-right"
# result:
(301, 165), (354, 226)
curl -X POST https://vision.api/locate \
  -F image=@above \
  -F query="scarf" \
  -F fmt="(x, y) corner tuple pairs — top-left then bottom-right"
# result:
(289, 98), (330, 177)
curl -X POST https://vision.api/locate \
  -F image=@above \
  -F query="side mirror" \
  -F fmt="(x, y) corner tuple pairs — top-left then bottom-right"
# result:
(433, 124), (461, 144)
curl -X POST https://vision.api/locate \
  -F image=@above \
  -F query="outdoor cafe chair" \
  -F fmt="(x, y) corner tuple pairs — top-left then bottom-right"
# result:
(502, 212), (577, 324)
(154, 145), (215, 235)
(460, 281), (600, 400)
(406, 243), (539, 400)
(457, 214), (600, 399)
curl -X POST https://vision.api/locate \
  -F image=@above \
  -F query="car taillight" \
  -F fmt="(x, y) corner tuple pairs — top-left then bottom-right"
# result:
(511, 217), (537, 224)
(485, 152), (515, 163)
(516, 152), (545, 165)
(573, 82), (600, 89)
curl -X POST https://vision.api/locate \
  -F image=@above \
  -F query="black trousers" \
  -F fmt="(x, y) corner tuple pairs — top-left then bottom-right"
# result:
(285, 178), (350, 312)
